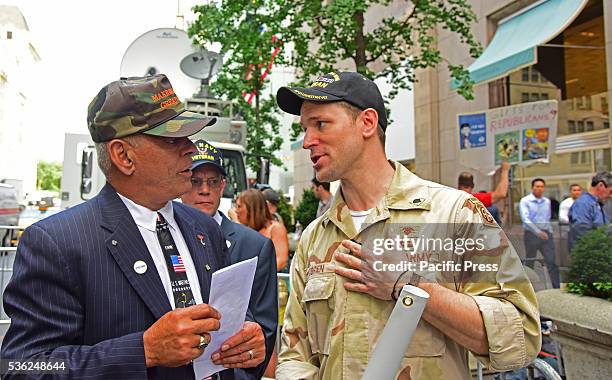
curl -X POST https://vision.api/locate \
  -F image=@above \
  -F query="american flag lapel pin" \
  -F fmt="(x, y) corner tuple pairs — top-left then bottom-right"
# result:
(197, 233), (206, 247)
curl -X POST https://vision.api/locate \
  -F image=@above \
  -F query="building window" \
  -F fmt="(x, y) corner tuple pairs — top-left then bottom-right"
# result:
(604, 121), (610, 129)
(531, 93), (540, 102)
(585, 96), (592, 110)
(568, 120), (576, 133)
(586, 121), (594, 131)
(522, 68), (530, 82)
(602, 96), (608, 114)
(521, 93), (530, 103)
(541, 93), (549, 100)
(6, 31), (12, 39)
(571, 152), (579, 164)
(531, 68), (539, 82)
(571, 152), (590, 164)
(595, 148), (611, 171)
(577, 121), (585, 133)
(576, 97), (584, 109)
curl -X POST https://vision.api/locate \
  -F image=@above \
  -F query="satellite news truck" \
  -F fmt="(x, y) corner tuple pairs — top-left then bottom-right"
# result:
(60, 98), (248, 214)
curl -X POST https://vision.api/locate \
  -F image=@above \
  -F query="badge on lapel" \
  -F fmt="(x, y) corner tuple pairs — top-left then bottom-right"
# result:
(197, 233), (206, 247)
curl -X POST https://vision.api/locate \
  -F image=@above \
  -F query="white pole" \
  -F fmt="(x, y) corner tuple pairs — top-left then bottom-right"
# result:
(362, 285), (429, 379)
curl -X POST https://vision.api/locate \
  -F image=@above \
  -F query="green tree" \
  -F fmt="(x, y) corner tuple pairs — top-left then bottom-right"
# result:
(189, 0), (289, 173)
(294, 188), (319, 229)
(282, 0), (481, 137)
(189, 0), (482, 147)
(36, 161), (62, 192)
(276, 189), (295, 232)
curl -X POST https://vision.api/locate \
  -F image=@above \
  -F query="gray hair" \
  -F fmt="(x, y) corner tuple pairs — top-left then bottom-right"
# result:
(95, 142), (111, 178)
(94, 135), (141, 180)
(591, 171), (612, 187)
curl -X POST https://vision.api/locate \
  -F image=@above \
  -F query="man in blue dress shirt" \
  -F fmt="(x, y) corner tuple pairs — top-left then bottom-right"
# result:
(519, 178), (559, 288)
(568, 171), (611, 252)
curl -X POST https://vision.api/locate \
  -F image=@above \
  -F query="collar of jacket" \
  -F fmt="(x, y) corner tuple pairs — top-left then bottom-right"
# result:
(321, 161), (432, 238)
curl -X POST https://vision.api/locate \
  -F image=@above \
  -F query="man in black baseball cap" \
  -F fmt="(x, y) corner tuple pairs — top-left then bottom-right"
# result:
(275, 72), (539, 379)
(276, 71), (387, 131)
(276, 71), (389, 185)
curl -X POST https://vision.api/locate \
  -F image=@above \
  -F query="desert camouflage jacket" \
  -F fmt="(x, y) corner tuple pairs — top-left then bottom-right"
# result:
(277, 161), (540, 380)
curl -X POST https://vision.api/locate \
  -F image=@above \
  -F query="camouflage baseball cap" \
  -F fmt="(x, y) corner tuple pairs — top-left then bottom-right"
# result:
(87, 74), (216, 143)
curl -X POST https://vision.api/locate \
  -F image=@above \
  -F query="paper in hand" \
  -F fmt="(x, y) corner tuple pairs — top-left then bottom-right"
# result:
(193, 256), (258, 379)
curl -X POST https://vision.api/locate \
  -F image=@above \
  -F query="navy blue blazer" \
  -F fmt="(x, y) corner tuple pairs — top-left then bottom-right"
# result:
(1, 184), (233, 380)
(219, 214), (278, 380)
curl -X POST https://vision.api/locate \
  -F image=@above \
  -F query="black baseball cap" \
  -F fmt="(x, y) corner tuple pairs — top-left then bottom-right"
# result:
(276, 71), (387, 131)
(190, 139), (226, 176)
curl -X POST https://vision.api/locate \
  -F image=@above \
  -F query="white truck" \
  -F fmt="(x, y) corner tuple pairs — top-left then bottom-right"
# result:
(60, 98), (248, 213)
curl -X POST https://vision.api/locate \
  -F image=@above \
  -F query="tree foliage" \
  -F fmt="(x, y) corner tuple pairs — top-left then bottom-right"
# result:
(36, 161), (62, 192)
(189, 0), (289, 173)
(276, 189), (295, 232)
(190, 0), (482, 151)
(281, 0), (481, 136)
(294, 188), (319, 228)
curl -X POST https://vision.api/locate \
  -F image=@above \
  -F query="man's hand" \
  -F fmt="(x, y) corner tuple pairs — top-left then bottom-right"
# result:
(537, 231), (549, 240)
(211, 321), (265, 368)
(143, 304), (221, 368)
(333, 240), (397, 300)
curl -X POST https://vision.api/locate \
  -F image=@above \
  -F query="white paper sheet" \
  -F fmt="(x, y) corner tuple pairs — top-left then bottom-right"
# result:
(193, 256), (258, 379)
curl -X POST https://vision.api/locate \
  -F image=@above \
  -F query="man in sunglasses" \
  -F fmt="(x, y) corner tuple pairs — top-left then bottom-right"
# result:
(568, 171), (612, 252)
(181, 140), (278, 379)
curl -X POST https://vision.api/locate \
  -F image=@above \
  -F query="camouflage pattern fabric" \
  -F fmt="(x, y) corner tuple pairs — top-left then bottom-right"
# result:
(87, 74), (215, 143)
(277, 162), (541, 380)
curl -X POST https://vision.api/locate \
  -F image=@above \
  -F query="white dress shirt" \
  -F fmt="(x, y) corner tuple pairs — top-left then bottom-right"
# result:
(118, 193), (203, 308)
(213, 210), (223, 226)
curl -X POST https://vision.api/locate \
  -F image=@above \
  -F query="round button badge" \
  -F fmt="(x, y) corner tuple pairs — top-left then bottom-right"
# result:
(133, 260), (148, 275)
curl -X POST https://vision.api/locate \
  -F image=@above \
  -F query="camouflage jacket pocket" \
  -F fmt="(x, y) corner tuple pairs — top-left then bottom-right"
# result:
(302, 273), (336, 355)
(405, 320), (446, 357)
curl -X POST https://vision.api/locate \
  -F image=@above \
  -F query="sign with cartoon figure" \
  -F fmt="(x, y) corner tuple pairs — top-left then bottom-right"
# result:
(458, 113), (487, 149)
(458, 100), (558, 173)
(522, 128), (549, 161)
(494, 131), (520, 164)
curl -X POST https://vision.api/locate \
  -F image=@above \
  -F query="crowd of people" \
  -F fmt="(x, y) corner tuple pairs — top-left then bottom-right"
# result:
(456, 169), (610, 290)
(0, 71), (609, 380)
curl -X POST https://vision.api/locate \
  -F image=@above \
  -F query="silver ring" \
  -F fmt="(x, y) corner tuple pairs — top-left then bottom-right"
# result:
(248, 349), (254, 360)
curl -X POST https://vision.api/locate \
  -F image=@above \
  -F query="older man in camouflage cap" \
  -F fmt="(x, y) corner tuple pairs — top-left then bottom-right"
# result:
(1, 75), (266, 380)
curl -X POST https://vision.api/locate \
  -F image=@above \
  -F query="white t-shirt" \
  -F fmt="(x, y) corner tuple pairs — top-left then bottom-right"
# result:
(558, 197), (574, 224)
(350, 208), (373, 232)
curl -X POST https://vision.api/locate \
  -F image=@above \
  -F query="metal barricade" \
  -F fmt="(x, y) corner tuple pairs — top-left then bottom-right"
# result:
(0, 226), (21, 331)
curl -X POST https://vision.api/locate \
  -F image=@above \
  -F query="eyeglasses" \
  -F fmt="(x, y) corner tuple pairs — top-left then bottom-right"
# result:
(191, 176), (223, 189)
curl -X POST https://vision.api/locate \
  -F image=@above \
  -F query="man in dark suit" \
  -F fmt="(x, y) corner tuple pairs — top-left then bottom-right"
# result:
(1, 75), (265, 379)
(181, 140), (278, 379)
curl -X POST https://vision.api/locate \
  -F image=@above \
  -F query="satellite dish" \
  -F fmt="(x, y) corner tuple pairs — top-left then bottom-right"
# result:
(180, 51), (222, 80)
(180, 50), (223, 98)
(120, 28), (200, 99)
